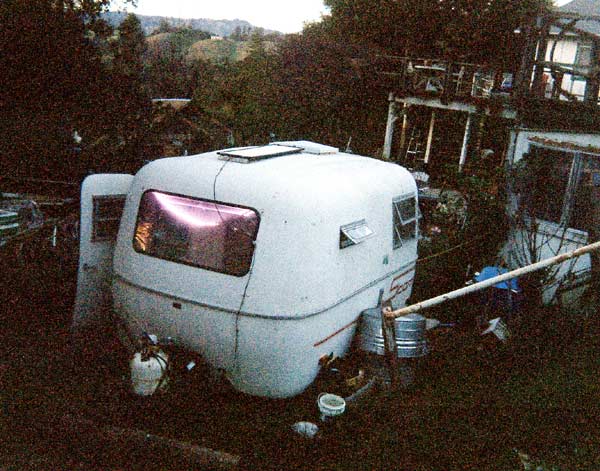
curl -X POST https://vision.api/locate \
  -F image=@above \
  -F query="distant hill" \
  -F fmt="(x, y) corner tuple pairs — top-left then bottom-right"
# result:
(186, 38), (251, 62)
(103, 11), (279, 37)
(146, 34), (279, 64)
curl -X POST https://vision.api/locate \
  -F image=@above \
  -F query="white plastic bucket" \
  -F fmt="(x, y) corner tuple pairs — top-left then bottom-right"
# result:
(317, 393), (346, 421)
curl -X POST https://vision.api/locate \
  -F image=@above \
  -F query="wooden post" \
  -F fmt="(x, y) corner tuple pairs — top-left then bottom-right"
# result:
(459, 112), (473, 172)
(473, 112), (487, 164)
(531, 16), (551, 97)
(584, 39), (600, 103)
(399, 103), (410, 160)
(514, 21), (538, 99)
(382, 93), (397, 160)
(424, 110), (436, 165)
(381, 306), (398, 387)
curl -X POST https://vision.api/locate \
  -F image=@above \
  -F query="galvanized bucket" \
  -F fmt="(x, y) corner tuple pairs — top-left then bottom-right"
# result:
(395, 313), (426, 341)
(359, 309), (428, 358)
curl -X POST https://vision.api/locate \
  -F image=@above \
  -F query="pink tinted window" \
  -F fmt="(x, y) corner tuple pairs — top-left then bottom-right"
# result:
(133, 191), (259, 276)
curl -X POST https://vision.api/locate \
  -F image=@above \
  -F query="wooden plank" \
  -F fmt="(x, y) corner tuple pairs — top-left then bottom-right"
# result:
(52, 413), (241, 470)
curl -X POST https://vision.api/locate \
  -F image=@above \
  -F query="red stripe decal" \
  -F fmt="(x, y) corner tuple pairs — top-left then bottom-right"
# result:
(313, 319), (359, 348)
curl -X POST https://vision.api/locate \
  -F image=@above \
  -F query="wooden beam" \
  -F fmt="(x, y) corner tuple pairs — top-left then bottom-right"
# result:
(392, 96), (517, 120)
(399, 103), (410, 160)
(55, 414), (241, 470)
(459, 113), (473, 171)
(382, 93), (398, 159)
(423, 110), (436, 164)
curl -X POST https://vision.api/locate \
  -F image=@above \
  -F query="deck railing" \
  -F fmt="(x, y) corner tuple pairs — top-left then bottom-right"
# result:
(377, 56), (510, 102)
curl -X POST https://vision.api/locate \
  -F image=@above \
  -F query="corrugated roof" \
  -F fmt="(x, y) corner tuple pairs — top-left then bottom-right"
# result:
(559, 0), (600, 16)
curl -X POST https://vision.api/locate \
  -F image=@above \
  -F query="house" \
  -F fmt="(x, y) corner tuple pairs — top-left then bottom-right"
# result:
(540, 0), (600, 101)
(378, 2), (600, 306)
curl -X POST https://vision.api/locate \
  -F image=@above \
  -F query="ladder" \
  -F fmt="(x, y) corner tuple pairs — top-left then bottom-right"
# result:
(404, 127), (425, 168)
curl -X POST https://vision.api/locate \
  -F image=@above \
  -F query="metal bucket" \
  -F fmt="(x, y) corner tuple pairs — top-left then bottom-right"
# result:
(395, 313), (426, 341)
(358, 309), (428, 358)
(395, 339), (428, 358)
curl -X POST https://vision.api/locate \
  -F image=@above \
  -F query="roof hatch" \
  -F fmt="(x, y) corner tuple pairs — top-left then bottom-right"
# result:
(218, 144), (302, 163)
(217, 141), (339, 163)
(273, 141), (339, 155)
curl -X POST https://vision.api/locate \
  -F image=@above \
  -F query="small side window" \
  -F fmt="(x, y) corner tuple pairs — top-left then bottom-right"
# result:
(340, 219), (374, 249)
(393, 195), (419, 248)
(92, 195), (126, 241)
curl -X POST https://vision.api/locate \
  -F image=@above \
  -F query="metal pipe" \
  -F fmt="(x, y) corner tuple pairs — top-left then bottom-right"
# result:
(384, 240), (600, 320)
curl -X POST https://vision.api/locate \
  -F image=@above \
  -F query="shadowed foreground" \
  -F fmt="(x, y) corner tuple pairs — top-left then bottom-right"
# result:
(1, 239), (599, 471)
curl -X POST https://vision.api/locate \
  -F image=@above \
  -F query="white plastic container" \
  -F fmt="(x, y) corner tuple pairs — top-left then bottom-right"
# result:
(317, 393), (346, 421)
(130, 349), (169, 396)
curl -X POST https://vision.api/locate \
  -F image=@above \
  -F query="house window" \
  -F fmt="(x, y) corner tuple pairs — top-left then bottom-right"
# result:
(339, 219), (374, 249)
(575, 42), (593, 68)
(393, 195), (419, 248)
(92, 195), (126, 241)
(132, 190), (260, 277)
(520, 145), (599, 232)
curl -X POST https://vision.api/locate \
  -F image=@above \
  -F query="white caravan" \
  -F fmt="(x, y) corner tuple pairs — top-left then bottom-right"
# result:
(73, 141), (419, 398)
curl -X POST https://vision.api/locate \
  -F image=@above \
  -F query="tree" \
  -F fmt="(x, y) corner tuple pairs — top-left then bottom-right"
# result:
(323, 0), (550, 66)
(190, 22), (386, 152)
(0, 0), (145, 180)
(113, 13), (146, 78)
(231, 26), (243, 41)
(156, 18), (175, 34)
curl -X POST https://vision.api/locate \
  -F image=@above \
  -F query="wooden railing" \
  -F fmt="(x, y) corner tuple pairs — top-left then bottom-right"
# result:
(377, 56), (511, 102)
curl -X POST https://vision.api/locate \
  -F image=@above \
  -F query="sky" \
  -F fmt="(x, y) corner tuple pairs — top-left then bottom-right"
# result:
(111, 0), (329, 34)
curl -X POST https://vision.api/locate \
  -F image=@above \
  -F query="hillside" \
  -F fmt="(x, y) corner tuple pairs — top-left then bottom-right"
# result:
(187, 38), (251, 62)
(146, 33), (280, 64)
(103, 11), (279, 37)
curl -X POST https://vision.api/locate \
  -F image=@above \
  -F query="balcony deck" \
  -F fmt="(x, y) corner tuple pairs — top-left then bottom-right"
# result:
(378, 56), (600, 129)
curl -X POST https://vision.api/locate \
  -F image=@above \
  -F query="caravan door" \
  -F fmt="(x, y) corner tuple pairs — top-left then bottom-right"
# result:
(73, 174), (133, 334)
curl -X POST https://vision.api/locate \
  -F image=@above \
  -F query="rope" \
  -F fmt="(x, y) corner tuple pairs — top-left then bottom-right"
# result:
(416, 231), (493, 265)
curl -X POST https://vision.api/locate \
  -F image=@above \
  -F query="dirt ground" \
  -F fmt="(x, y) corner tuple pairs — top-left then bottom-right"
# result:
(1, 230), (600, 471)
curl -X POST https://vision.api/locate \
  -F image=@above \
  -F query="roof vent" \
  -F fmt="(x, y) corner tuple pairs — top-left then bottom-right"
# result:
(273, 141), (339, 155)
(217, 144), (302, 163)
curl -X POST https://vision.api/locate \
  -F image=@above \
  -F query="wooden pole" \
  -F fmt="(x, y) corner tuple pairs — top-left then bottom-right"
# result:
(380, 295), (398, 386)
(423, 110), (436, 165)
(382, 93), (398, 160)
(384, 240), (600, 320)
(399, 103), (409, 160)
(458, 112), (473, 172)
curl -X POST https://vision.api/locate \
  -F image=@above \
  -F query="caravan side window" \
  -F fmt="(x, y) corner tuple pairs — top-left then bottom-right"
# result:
(393, 195), (419, 249)
(132, 191), (260, 277)
(92, 195), (126, 241)
(339, 219), (375, 249)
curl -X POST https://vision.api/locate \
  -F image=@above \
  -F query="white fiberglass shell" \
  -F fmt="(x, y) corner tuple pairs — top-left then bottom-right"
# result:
(112, 145), (418, 397)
